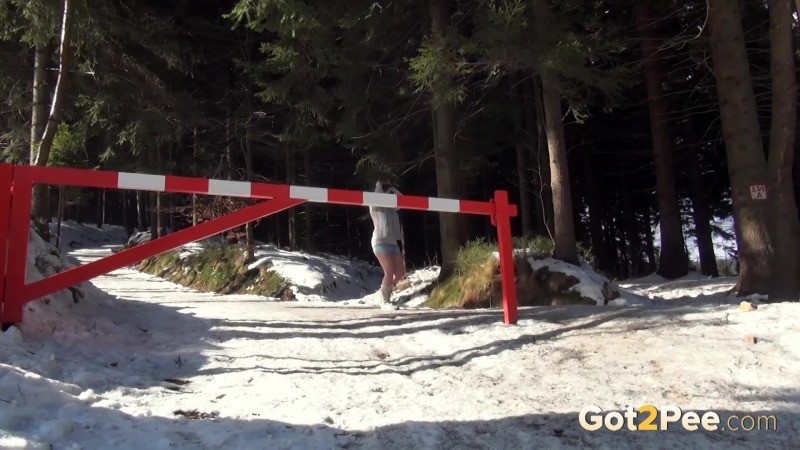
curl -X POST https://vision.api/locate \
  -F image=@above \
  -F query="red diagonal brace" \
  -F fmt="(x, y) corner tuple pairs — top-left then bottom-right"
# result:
(1, 187), (304, 323)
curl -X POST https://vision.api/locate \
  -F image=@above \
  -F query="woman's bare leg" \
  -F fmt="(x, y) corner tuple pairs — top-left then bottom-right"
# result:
(391, 252), (405, 284)
(375, 251), (395, 287)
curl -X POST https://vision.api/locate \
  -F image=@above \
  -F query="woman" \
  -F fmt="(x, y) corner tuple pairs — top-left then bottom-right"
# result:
(369, 180), (405, 308)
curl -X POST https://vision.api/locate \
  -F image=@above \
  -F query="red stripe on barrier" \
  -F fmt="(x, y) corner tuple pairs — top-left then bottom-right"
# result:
(460, 200), (493, 216)
(16, 165), (118, 189)
(328, 189), (363, 205)
(397, 195), (429, 211)
(166, 176), (209, 194)
(251, 183), (290, 199)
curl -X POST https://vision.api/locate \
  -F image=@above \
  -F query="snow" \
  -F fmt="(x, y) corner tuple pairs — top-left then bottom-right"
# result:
(49, 221), (128, 253)
(2, 223), (799, 449)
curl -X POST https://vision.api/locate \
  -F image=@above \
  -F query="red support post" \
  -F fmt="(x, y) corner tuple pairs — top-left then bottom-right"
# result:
(2, 168), (32, 324)
(0, 164), (13, 324)
(493, 190), (518, 325)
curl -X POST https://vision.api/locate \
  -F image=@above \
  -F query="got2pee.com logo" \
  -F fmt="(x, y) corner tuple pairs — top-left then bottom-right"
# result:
(579, 405), (777, 432)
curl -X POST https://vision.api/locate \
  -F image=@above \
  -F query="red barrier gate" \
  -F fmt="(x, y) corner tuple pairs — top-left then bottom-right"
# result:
(0, 164), (519, 325)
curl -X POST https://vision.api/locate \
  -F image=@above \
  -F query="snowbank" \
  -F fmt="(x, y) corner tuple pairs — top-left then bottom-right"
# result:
(245, 246), (383, 302)
(49, 220), (128, 253)
(16, 225), (121, 337)
(528, 257), (650, 307)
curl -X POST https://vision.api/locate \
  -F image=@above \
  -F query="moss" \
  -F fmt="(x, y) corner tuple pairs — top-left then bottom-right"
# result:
(138, 245), (287, 297)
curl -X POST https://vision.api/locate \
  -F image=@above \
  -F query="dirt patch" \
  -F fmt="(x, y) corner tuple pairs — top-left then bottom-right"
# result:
(173, 409), (219, 420)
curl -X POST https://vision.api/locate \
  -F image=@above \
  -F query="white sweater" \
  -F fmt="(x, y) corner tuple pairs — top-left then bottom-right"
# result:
(369, 184), (403, 246)
(369, 205), (403, 246)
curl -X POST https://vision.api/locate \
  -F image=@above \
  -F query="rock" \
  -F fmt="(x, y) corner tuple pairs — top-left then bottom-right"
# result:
(271, 285), (296, 301)
(739, 301), (758, 312)
(602, 282), (620, 302)
(743, 335), (758, 345)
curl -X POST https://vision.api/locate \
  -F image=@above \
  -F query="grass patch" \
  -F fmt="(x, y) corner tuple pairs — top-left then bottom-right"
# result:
(424, 238), (503, 309)
(138, 244), (287, 297)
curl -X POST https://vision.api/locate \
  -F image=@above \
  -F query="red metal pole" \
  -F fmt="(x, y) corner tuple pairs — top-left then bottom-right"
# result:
(0, 164), (13, 324)
(2, 169), (32, 324)
(494, 190), (518, 325)
(16, 197), (306, 305)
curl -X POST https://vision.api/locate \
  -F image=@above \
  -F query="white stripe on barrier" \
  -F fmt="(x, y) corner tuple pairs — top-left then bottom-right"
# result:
(363, 192), (398, 208)
(290, 185), (328, 202)
(118, 172), (166, 191)
(428, 197), (460, 213)
(209, 179), (251, 197)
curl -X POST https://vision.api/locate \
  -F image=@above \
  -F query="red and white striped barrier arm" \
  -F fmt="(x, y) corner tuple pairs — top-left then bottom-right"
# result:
(16, 166), (509, 216)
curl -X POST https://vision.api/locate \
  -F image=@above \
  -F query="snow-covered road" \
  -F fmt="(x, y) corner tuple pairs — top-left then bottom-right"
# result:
(2, 242), (799, 449)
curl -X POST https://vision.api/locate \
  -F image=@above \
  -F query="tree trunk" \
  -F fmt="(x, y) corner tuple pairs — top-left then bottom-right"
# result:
(156, 192), (163, 238)
(166, 144), (174, 234)
(192, 127), (199, 227)
(30, 43), (50, 164)
(538, 80), (578, 264)
(605, 211), (619, 276)
(303, 147), (315, 253)
(191, 195), (198, 226)
(95, 189), (106, 228)
(150, 192), (159, 238)
(287, 151), (297, 251)
(621, 177), (643, 277)
(523, 75), (553, 236)
(244, 32), (256, 260)
(766, 0), (800, 301)
(136, 191), (146, 231)
(707, 0), (773, 295)
(30, 42), (50, 223)
(684, 119), (720, 277)
(33, 0), (74, 220)
(122, 191), (128, 234)
(429, 0), (464, 279)
(634, 1), (688, 279)
(226, 108), (234, 180)
(55, 186), (65, 249)
(531, 0), (577, 263)
(643, 211), (657, 273)
(155, 147), (164, 238)
(583, 150), (608, 272)
(617, 206), (630, 279)
(273, 160), (282, 247)
(510, 73), (533, 237)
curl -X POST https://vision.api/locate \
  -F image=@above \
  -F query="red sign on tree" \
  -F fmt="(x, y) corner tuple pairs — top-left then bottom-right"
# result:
(750, 185), (767, 200)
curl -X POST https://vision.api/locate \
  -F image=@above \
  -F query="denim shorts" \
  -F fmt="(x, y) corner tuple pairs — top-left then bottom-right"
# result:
(372, 242), (401, 255)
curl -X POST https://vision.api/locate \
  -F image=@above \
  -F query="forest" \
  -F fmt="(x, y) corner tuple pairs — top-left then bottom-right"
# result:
(1, 0), (799, 301)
